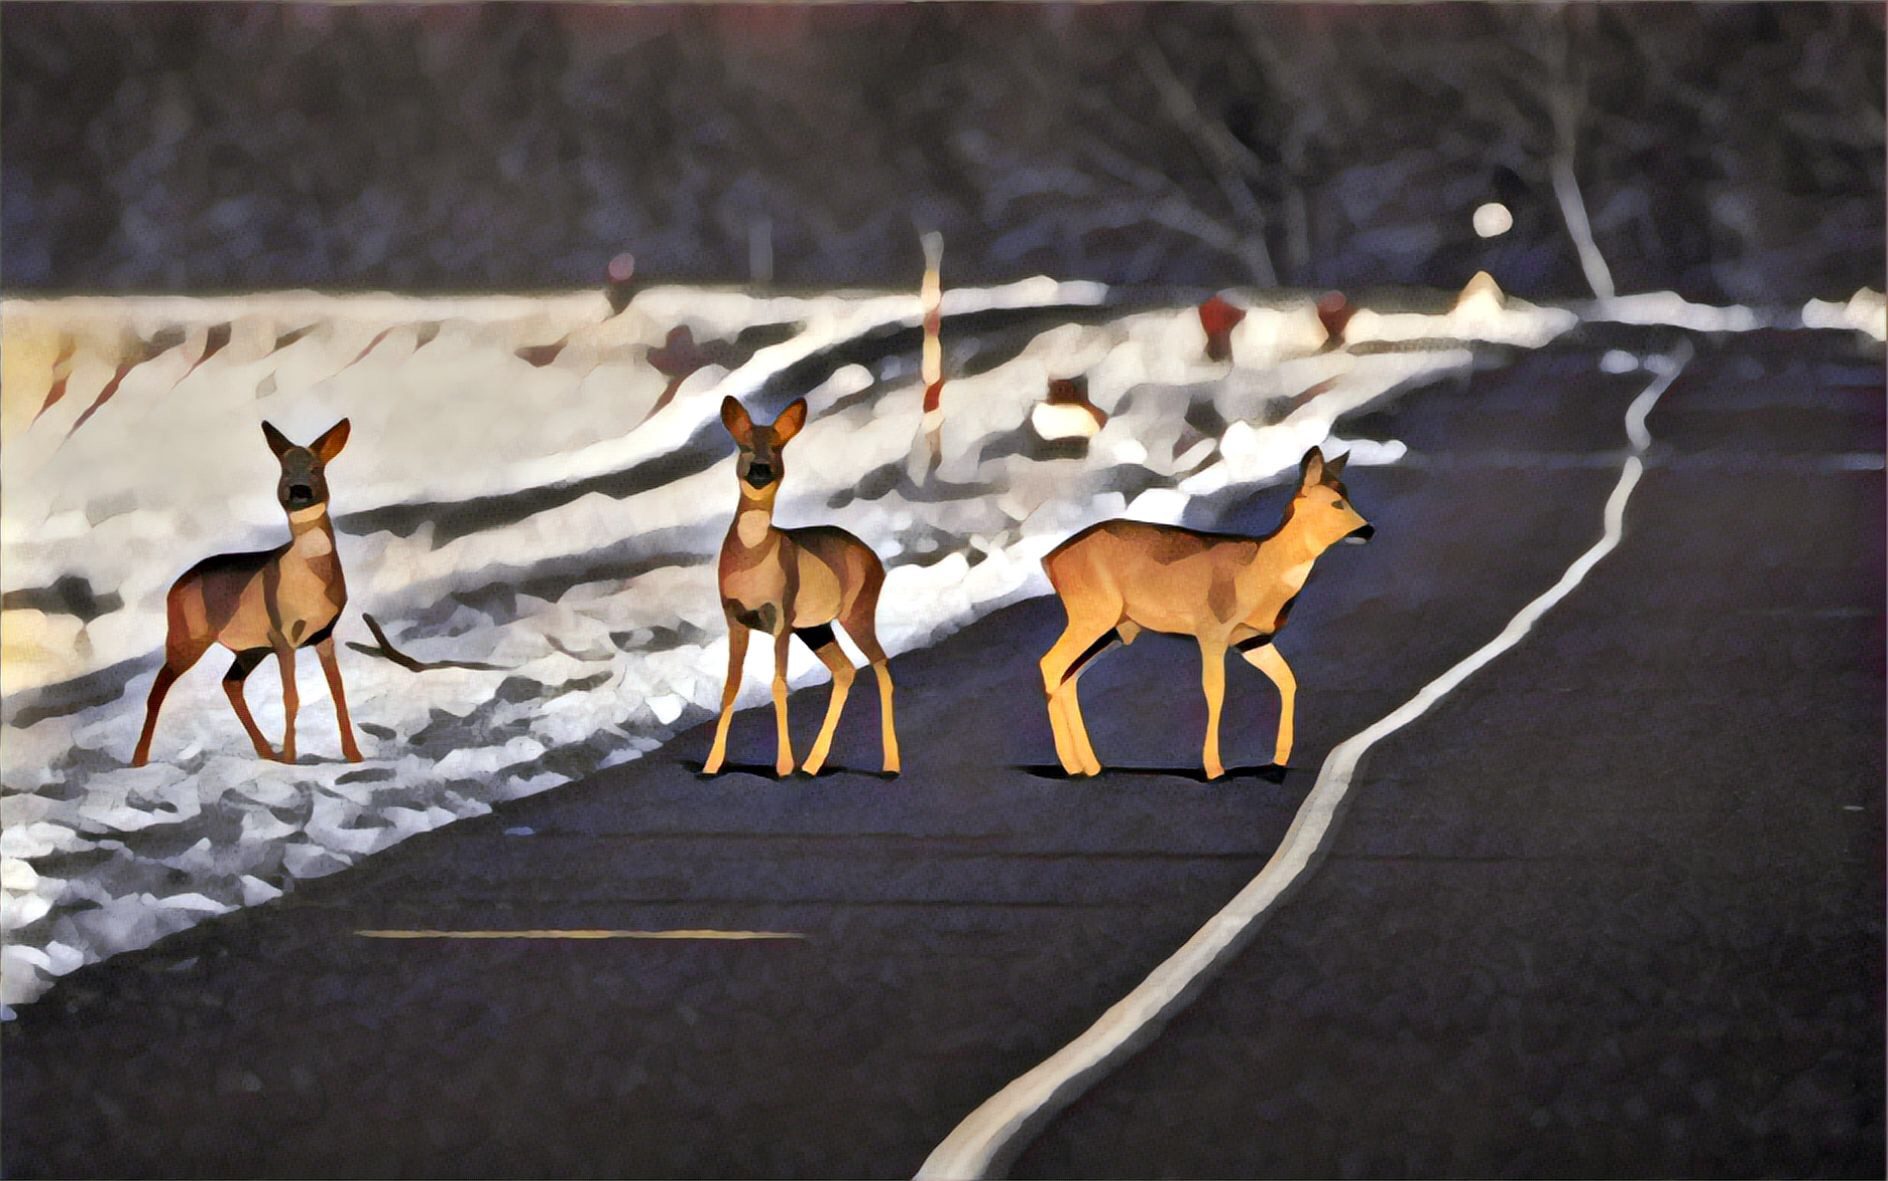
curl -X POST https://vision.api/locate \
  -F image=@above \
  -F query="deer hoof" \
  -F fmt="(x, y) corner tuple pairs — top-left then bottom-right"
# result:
(343, 747), (365, 764)
(1203, 763), (1226, 782)
(775, 758), (796, 778)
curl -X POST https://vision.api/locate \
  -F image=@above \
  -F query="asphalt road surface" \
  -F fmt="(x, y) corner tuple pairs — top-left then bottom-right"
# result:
(5, 328), (1882, 1178)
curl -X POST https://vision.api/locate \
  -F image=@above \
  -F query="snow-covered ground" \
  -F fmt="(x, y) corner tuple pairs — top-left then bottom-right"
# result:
(1, 282), (1579, 1008)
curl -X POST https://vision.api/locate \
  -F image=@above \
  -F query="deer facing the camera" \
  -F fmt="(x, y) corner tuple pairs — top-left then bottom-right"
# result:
(131, 419), (364, 767)
(704, 396), (900, 777)
(1039, 446), (1373, 780)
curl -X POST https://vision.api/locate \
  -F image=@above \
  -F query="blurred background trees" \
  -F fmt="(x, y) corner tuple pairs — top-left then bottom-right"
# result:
(3, 2), (1880, 302)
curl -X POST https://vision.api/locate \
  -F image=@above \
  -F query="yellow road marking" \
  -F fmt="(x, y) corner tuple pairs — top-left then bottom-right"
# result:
(356, 929), (806, 941)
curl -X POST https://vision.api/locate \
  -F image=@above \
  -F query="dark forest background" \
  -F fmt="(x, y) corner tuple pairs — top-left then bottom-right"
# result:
(2, 2), (1882, 302)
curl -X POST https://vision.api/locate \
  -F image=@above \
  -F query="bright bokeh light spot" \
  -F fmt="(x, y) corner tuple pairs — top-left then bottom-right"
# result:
(1473, 202), (1514, 238)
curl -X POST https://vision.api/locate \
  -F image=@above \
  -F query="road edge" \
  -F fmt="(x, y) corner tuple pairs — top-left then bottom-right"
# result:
(914, 339), (1693, 1181)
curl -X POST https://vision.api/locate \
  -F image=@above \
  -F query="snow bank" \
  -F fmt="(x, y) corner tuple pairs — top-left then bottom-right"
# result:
(2, 286), (1547, 1008)
(1583, 291), (1775, 333)
(1801, 289), (1887, 342)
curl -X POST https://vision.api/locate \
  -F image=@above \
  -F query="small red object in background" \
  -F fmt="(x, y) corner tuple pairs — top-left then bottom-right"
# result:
(516, 338), (568, 368)
(1045, 376), (1087, 405)
(647, 325), (741, 380)
(1198, 295), (1246, 363)
(606, 252), (638, 314)
(1316, 291), (1352, 349)
(1045, 375), (1107, 430)
(647, 325), (707, 381)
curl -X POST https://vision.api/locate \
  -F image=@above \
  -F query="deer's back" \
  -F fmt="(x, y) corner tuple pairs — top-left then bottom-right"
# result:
(1045, 520), (1258, 632)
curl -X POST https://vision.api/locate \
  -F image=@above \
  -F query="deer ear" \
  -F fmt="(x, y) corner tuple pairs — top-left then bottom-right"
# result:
(262, 421), (295, 460)
(772, 397), (808, 445)
(1324, 451), (1348, 480)
(721, 396), (754, 446)
(1299, 446), (1326, 488)
(312, 418), (351, 463)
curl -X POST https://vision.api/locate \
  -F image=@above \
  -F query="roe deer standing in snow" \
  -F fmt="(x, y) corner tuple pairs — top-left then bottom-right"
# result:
(132, 419), (364, 767)
(704, 397), (900, 777)
(1039, 446), (1373, 780)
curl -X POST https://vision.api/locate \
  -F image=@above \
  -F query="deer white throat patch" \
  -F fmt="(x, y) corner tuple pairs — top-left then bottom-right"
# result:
(1281, 559), (1314, 591)
(736, 510), (772, 546)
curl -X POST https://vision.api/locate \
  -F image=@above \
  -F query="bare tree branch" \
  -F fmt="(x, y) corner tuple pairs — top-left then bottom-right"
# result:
(348, 614), (512, 673)
(1542, 7), (1617, 299)
(1068, 130), (1275, 277)
(1135, 40), (1279, 287)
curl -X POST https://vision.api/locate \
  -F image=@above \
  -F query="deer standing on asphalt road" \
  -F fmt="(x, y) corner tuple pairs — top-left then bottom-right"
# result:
(1039, 446), (1373, 780)
(704, 396), (900, 777)
(132, 419), (364, 767)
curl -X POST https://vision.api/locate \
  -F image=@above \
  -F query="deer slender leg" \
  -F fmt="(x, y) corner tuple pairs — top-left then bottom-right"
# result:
(315, 636), (364, 762)
(1199, 637), (1229, 780)
(273, 640), (300, 763)
(838, 587), (898, 774)
(869, 660), (899, 774)
(1040, 619), (1118, 776)
(1040, 626), (1093, 774)
(1060, 687), (1104, 777)
(703, 623), (750, 774)
(133, 618), (217, 767)
(1061, 632), (1126, 777)
(132, 664), (186, 767)
(222, 648), (276, 760)
(1045, 691), (1081, 777)
(1065, 621), (1138, 774)
(799, 629), (855, 776)
(771, 628), (795, 777)
(1243, 643), (1297, 767)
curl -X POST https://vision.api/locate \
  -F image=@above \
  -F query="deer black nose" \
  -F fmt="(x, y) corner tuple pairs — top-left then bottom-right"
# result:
(1343, 522), (1376, 545)
(287, 483), (315, 502)
(745, 465), (775, 488)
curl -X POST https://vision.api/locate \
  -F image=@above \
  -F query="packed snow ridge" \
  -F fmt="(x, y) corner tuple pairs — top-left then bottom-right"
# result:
(0, 281), (1594, 1007)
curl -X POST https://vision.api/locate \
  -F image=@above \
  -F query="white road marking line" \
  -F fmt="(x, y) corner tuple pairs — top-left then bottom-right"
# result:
(1625, 338), (1692, 452)
(916, 348), (1692, 1181)
(356, 929), (805, 941)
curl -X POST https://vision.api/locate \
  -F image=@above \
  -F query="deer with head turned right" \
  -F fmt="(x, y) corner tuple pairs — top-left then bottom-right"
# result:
(1039, 445), (1373, 780)
(131, 419), (363, 767)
